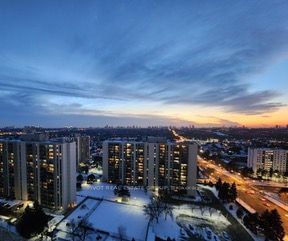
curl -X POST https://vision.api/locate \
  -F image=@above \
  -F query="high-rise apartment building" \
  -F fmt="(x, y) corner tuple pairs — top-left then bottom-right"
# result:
(102, 140), (197, 195)
(247, 148), (288, 174)
(76, 135), (90, 166)
(0, 138), (76, 210)
(64, 135), (90, 168)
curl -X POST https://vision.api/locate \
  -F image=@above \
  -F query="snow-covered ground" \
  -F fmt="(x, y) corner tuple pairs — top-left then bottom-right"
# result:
(223, 203), (264, 241)
(152, 215), (180, 240)
(198, 184), (264, 241)
(53, 182), (236, 241)
(0, 198), (23, 209)
(171, 193), (202, 202)
(55, 197), (180, 241)
(77, 182), (152, 206)
(174, 205), (230, 226)
(87, 200), (148, 240)
(87, 167), (103, 176)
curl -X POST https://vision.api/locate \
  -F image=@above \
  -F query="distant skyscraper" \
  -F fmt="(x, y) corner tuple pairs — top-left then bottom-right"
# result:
(0, 138), (76, 210)
(247, 148), (288, 174)
(103, 140), (197, 195)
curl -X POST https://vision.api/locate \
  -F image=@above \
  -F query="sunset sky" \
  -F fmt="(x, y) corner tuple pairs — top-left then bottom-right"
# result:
(0, 0), (288, 127)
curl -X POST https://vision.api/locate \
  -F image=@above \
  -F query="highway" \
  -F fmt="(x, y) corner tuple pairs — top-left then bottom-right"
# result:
(170, 129), (288, 240)
(199, 158), (288, 241)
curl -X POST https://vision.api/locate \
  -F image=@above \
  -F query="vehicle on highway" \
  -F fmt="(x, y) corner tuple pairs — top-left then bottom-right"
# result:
(246, 190), (255, 194)
(264, 203), (271, 207)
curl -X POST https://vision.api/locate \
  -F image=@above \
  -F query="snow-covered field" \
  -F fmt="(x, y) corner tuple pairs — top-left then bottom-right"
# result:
(87, 200), (148, 240)
(174, 205), (230, 226)
(54, 182), (235, 241)
(55, 195), (185, 241)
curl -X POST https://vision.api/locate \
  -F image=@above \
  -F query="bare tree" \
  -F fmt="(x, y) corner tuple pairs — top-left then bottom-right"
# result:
(163, 202), (173, 220)
(143, 196), (173, 223)
(69, 218), (94, 241)
(208, 207), (214, 217)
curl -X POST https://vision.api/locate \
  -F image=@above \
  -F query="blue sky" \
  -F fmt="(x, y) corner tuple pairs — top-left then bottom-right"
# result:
(0, 0), (288, 127)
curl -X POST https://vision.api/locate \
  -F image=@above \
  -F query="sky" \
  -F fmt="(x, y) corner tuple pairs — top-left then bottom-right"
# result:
(0, 0), (288, 128)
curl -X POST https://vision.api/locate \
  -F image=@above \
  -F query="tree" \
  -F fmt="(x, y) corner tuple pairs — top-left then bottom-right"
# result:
(236, 208), (244, 219)
(78, 219), (94, 241)
(218, 182), (230, 202)
(256, 168), (263, 177)
(241, 167), (254, 177)
(77, 174), (84, 183)
(70, 218), (94, 241)
(208, 181), (214, 187)
(243, 213), (259, 234)
(283, 171), (288, 178)
(158, 187), (169, 200)
(76, 182), (82, 190)
(229, 182), (237, 202)
(269, 168), (273, 178)
(114, 185), (131, 197)
(163, 202), (173, 220)
(262, 169), (268, 177)
(260, 209), (284, 241)
(16, 201), (49, 238)
(215, 178), (222, 191)
(273, 170), (280, 178)
(143, 197), (173, 223)
(87, 174), (96, 184)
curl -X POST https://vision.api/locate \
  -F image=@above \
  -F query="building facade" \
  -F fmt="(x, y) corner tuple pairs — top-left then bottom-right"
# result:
(102, 140), (197, 195)
(74, 135), (90, 167)
(247, 148), (288, 174)
(0, 139), (76, 210)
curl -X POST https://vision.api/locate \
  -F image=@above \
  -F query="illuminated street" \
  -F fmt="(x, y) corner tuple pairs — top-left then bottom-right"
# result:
(0, 1), (288, 240)
(198, 157), (288, 241)
(171, 128), (288, 240)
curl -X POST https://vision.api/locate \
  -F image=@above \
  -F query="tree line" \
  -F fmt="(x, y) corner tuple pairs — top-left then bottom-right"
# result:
(215, 178), (237, 202)
(244, 209), (284, 241)
(214, 178), (284, 241)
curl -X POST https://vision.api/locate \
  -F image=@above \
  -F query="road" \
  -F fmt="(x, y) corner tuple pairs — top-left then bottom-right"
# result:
(198, 158), (288, 241)
(170, 128), (288, 240)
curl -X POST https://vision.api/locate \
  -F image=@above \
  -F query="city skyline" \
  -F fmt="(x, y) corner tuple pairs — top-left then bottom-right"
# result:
(0, 1), (288, 128)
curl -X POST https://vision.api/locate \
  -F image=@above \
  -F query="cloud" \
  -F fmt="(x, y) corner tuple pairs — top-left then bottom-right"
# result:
(0, 0), (288, 126)
(0, 91), (240, 128)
